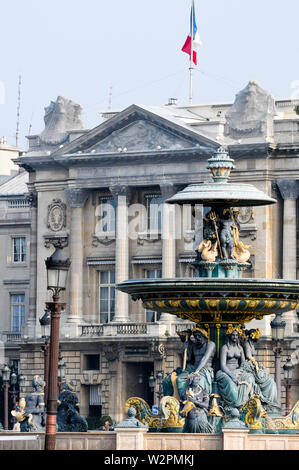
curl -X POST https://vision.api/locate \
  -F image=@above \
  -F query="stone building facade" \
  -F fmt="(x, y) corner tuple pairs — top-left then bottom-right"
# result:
(2, 83), (299, 424)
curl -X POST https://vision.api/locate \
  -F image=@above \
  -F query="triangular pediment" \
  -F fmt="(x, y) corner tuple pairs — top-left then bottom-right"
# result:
(87, 119), (197, 153)
(52, 104), (219, 157)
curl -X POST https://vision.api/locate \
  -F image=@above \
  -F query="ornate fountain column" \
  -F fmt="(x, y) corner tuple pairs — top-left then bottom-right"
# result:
(64, 188), (90, 324)
(277, 179), (298, 336)
(110, 185), (131, 323)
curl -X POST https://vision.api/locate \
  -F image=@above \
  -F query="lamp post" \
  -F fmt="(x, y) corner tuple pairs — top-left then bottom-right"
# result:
(148, 371), (164, 407)
(2, 365), (10, 430)
(39, 309), (51, 405)
(44, 247), (70, 451)
(10, 370), (18, 407)
(270, 313), (286, 407)
(283, 356), (294, 415)
(57, 354), (67, 393)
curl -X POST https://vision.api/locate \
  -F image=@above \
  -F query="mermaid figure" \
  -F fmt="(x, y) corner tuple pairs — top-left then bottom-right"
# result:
(216, 325), (257, 409)
(242, 328), (279, 411)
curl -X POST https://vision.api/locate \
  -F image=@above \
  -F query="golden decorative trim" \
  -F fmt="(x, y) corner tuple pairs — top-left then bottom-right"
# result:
(191, 327), (209, 339)
(271, 401), (299, 430)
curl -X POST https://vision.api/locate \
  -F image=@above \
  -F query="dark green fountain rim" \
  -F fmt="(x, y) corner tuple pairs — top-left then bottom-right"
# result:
(117, 278), (299, 298)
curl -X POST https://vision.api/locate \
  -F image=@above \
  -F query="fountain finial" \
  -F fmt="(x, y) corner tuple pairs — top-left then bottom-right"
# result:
(207, 146), (235, 183)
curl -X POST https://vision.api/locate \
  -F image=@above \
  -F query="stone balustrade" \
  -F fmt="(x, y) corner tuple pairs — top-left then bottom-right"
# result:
(79, 321), (196, 338)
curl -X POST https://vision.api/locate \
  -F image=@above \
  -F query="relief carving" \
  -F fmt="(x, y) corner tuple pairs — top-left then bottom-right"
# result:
(47, 199), (67, 232)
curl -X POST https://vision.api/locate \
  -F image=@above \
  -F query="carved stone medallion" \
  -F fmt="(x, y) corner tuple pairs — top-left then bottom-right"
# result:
(47, 199), (67, 232)
(235, 207), (253, 225)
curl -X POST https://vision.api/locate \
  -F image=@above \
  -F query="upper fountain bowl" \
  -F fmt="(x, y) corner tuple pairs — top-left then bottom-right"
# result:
(166, 146), (276, 207)
(165, 181), (277, 207)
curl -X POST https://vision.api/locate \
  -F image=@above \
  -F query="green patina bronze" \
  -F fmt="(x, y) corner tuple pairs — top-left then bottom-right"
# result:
(117, 146), (299, 433)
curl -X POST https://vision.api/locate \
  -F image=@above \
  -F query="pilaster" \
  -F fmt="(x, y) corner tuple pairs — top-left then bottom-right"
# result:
(24, 190), (38, 338)
(64, 188), (90, 325)
(160, 184), (179, 322)
(277, 179), (298, 336)
(110, 185), (132, 323)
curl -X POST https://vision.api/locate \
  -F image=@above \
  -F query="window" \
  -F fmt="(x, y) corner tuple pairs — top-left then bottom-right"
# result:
(12, 237), (26, 263)
(99, 271), (115, 323)
(89, 385), (102, 418)
(145, 194), (163, 232)
(84, 354), (100, 371)
(98, 196), (116, 233)
(11, 294), (25, 332)
(145, 269), (162, 322)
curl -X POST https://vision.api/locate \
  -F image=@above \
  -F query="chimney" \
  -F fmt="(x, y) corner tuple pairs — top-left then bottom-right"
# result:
(167, 98), (178, 106)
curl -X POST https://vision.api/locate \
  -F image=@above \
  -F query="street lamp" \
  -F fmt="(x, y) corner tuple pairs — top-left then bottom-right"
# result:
(2, 365), (10, 430)
(39, 309), (51, 404)
(270, 313), (286, 407)
(148, 371), (164, 406)
(57, 354), (67, 393)
(44, 247), (70, 451)
(10, 370), (17, 413)
(283, 356), (294, 415)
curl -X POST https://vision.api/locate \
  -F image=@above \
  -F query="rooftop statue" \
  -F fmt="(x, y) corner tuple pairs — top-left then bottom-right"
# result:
(39, 95), (84, 146)
(225, 80), (276, 140)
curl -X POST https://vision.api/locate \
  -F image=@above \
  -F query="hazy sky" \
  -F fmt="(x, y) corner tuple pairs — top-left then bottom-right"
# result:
(1, 0), (299, 149)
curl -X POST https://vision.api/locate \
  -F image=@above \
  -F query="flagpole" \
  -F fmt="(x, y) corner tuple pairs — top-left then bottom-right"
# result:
(189, 0), (194, 105)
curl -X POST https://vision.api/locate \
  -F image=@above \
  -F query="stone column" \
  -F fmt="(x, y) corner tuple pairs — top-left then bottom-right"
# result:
(110, 185), (131, 323)
(64, 188), (90, 324)
(25, 190), (38, 338)
(277, 179), (298, 336)
(159, 184), (178, 322)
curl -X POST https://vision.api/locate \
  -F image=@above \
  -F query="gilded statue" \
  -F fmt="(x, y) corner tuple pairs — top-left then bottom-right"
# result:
(198, 239), (218, 262)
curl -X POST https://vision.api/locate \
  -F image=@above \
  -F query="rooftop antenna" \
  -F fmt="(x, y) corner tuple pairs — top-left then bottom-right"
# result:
(15, 74), (22, 148)
(28, 112), (34, 136)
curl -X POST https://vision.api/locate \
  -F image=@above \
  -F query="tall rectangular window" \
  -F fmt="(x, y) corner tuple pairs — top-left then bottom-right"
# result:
(99, 197), (116, 233)
(11, 294), (25, 332)
(145, 269), (162, 322)
(99, 271), (115, 323)
(145, 194), (163, 232)
(12, 237), (26, 263)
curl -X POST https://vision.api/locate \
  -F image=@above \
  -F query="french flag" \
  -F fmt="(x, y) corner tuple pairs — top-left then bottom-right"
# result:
(181, 1), (202, 66)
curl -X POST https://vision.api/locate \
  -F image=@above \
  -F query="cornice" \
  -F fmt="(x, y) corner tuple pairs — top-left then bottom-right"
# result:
(49, 104), (220, 156)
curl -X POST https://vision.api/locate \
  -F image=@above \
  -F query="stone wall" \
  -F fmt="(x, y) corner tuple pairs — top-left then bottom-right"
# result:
(1, 431), (299, 451)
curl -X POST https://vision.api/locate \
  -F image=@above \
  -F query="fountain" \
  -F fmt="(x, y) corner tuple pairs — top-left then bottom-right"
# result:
(117, 147), (299, 433)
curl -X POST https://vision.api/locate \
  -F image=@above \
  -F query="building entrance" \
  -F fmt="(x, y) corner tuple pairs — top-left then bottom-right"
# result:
(125, 362), (154, 408)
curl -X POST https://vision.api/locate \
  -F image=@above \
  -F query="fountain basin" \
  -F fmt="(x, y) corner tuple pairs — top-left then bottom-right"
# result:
(117, 278), (299, 324)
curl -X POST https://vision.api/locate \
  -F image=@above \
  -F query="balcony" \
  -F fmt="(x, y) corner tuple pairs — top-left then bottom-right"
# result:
(79, 321), (195, 338)
(1, 331), (22, 343)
